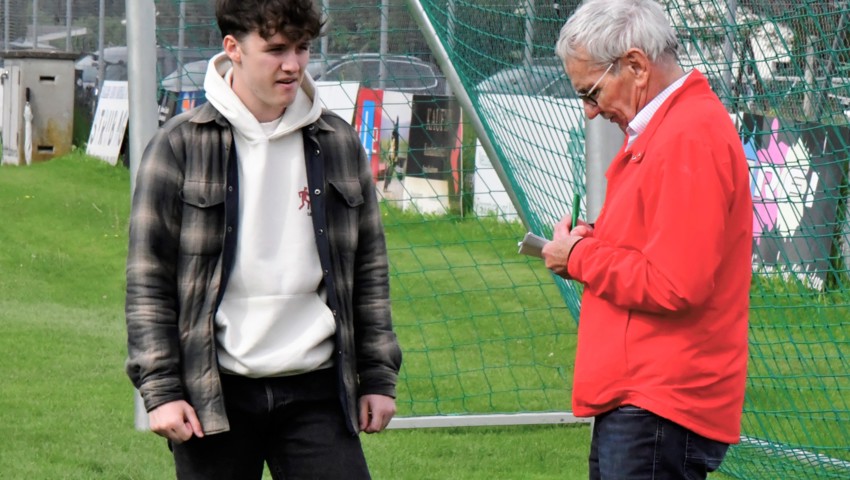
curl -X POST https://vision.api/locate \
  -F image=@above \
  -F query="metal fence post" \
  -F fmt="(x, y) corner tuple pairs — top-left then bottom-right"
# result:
(584, 117), (622, 223)
(126, 0), (159, 431)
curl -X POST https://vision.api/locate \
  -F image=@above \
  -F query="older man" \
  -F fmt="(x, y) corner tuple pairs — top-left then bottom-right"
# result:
(542, 0), (752, 478)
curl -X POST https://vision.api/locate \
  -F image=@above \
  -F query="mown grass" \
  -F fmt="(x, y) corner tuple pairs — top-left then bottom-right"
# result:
(3, 153), (844, 479)
(381, 207), (577, 417)
(738, 274), (850, 478)
(0, 154), (592, 479)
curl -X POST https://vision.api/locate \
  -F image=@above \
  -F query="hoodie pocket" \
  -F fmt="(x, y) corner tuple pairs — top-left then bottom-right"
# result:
(179, 180), (226, 255)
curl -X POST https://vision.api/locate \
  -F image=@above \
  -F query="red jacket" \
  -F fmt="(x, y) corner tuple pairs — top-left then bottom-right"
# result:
(567, 71), (752, 444)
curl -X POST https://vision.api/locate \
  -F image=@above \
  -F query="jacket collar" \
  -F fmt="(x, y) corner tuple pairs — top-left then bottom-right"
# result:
(626, 69), (712, 156)
(313, 113), (336, 133)
(618, 69), (713, 165)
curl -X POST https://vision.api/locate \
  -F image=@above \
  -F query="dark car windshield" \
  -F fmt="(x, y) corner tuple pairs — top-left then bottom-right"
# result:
(477, 66), (576, 98)
(321, 55), (444, 94)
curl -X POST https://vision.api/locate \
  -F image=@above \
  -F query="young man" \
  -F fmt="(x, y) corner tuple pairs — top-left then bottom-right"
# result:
(543, 0), (752, 478)
(125, 0), (402, 478)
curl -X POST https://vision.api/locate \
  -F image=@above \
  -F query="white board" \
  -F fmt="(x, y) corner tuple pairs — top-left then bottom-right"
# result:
(86, 81), (129, 166)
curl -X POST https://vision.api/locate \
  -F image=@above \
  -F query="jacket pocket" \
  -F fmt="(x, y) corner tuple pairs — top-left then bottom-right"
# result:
(178, 180), (226, 255)
(327, 179), (364, 254)
(329, 179), (365, 207)
(180, 180), (226, 208)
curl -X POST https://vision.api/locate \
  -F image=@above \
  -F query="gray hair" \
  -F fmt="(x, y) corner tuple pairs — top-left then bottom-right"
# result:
(555, 0), (678, 67)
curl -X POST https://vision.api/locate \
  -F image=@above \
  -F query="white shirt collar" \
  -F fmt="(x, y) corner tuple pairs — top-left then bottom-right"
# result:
(626, 70), (693, 147)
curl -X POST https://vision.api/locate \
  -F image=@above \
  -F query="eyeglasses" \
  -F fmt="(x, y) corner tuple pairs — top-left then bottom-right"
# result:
(577, 62), (615, 107)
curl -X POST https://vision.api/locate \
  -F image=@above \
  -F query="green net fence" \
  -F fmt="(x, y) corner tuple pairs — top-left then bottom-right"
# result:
(147, 0), (580, 425)
(142, 0), (850, 478)
(412, 1), (850, 477)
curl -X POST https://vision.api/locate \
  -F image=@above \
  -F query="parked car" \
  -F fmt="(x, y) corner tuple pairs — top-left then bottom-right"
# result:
(74, 53), (99, 90)
(307, 53), (343, 79)
(75, 46), (216, 95)
(315, 53), (447, 95)
(157, 59), (215, 122)
(161, 59), (208, 93)
(476, 64), (577, 98)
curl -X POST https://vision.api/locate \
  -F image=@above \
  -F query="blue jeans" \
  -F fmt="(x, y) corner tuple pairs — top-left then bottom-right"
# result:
(589, 405), (729, 480)
(170, 368), (370, 480)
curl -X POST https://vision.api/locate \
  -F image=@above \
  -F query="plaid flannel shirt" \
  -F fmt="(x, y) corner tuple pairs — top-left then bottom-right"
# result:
(125, 102), (401, 435)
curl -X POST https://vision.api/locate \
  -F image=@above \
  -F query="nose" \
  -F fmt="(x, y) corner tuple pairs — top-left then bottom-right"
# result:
(583, 102), (600, 119)
(280, 52), (300, 73)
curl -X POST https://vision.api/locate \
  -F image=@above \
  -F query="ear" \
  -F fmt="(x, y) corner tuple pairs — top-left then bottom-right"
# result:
(222, 35), (241, 64)
(622, 48), (650, 87)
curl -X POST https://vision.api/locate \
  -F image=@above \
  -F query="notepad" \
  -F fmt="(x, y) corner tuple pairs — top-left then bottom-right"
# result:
(517, 232), (550, 259)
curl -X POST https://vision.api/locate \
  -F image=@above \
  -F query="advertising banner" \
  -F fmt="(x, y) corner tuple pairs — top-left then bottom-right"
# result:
(741, 113), (847, 289)
(86, 81), (129, 166)
(352, 87), (384, 181)
(404, 95), (463, 213)
(406, 95), (462, 183)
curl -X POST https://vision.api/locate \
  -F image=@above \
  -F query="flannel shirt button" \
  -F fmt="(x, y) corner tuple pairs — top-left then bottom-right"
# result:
(318, 228), (324, 236)
(315, 149), (320, 155)
(314, 188), (321, 195)
(227, 226), (233, 233)
(323, 269), (328, 276)
(332, 310), (337, 316)
(228, 186), (233, 192)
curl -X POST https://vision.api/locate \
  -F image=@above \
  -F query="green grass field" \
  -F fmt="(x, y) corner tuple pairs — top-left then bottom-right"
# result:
(5, 153), (843, 479)
(0, 154), (593, 479)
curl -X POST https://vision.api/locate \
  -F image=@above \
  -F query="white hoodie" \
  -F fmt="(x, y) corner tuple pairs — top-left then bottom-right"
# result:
(203, 52), (334, 377)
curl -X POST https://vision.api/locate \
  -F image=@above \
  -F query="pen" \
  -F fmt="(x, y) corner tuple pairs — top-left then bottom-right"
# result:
(571, 192), (581, 230)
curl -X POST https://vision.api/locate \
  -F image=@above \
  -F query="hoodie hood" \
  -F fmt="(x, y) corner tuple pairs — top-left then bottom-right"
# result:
(203, 52), (322, 143)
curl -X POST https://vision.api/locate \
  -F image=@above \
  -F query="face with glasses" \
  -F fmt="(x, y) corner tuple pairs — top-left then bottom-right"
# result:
(577, 61), (615, 107)
(566, 54), (639, 132)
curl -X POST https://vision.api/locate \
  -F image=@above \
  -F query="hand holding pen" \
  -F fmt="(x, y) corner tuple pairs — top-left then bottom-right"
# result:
(544, 192), (593, 278)
(553, 193), (593, 239)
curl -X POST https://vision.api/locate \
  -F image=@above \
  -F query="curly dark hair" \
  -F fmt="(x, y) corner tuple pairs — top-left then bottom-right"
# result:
(216, 0), (325, 41)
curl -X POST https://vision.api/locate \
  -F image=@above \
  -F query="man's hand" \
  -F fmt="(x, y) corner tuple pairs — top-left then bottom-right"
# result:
(542, 235), (584, 278)
(553, 214), (593, 241)
(148, 400), (204, 444)
(544, 214), (594, 278)
(358, 394), (396, 433)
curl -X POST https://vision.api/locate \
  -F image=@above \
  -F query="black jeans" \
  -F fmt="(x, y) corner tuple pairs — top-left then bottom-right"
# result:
(589, 405), (729, 480)
(171, 368), (370, 480)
